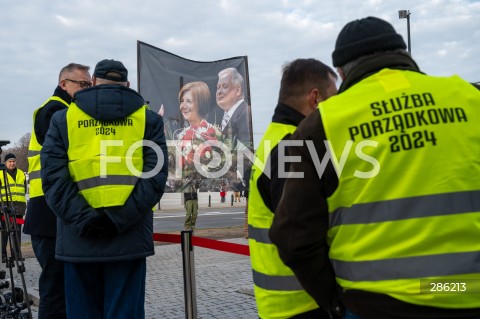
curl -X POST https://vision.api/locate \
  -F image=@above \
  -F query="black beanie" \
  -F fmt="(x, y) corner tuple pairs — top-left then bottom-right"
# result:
(332, 16), (407, 67)
(4, 153), (15, 162)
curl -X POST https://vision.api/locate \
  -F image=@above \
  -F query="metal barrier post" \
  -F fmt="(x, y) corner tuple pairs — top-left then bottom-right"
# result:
(208, 194), (211, 207)
(231, 194), (234, 206)
(181, 230), (197, 319)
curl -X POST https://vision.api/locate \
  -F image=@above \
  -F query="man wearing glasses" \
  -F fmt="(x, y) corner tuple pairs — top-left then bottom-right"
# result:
(23, 63), (91, 319)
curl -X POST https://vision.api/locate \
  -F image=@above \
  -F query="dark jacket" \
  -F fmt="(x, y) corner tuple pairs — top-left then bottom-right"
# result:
(24, 86), (72, 237)
(222, 100), (253, 181)
(184, 182), (198, 202)
(222, 100), (251, 149)
(256, 103), (304, 213)
(270, 52), (480, 319)
(41, 85), (168, 262)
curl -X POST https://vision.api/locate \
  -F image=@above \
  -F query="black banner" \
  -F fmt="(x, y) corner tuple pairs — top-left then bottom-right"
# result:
(137, 41), (253, 193)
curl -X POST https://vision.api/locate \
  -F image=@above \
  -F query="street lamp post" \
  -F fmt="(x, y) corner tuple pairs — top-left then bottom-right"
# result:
(398, 10), (411, 54)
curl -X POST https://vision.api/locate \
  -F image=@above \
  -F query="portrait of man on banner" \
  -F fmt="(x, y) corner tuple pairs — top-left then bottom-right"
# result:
(137, 42), (254, 193)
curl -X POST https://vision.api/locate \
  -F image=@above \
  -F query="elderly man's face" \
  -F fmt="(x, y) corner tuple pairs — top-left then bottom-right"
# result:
(216, 74), (241, 112)
(5, 159), (16, 170)
(60, 69), (92, 98)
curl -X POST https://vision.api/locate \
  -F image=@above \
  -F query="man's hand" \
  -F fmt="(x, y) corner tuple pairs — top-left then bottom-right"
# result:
(158, 104), (165, 117)
(81, 210), (117, 239)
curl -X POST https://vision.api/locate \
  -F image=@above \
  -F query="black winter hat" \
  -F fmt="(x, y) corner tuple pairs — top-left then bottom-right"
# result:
(4, 153), (16, 162)
(332, 16), (407, 67)
(93, 59), (128, 82)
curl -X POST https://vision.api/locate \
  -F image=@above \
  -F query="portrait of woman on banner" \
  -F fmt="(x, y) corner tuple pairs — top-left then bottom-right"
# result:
(173, 81), (224, 178)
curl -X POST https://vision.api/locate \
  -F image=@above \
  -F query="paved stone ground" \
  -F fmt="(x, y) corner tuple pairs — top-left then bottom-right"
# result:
(145, 238), (256, 319)
(5, 193), (253, 318)
(5, 237), (256, 319)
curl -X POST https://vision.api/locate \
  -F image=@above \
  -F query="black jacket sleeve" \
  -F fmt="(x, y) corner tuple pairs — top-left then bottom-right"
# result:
(256, 137), (290, 213)
(35, 102), (68, 146)
(269, 111), (341, 314)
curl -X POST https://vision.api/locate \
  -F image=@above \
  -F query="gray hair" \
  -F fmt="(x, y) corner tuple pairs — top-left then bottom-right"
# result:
(58, 63), (90, 82)
(218, 68), (245, 98)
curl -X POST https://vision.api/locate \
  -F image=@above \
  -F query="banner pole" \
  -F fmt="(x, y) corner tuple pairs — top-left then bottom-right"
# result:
(181, 230), (197, 319)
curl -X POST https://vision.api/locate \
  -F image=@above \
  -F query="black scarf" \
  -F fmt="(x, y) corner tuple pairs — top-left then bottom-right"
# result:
(339, 52), (422, 93)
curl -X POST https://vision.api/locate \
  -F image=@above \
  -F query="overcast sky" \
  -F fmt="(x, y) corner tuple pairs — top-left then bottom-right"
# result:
(1, 0), (479, 148)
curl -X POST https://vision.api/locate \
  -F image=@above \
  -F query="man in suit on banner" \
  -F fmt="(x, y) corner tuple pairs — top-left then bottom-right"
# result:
(216, 67), (251, 150)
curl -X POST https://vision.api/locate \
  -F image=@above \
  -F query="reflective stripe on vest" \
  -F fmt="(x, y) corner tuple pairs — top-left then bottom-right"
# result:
(28, 96), (69, 198)
(319, 69), (480, 308)
(248, 224), (271, 244)
(333, 250), (480, 282)
(330, 190), (480, 228)
(75, 175), (138, 191)
(0, 170), (26, 203)
(66, 103), (146, 208)
(248, 122), (319, 318)
(252, 269), (304, 291)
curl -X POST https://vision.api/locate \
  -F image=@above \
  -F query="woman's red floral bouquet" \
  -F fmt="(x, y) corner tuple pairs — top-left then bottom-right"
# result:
(175, 119), (224, 173)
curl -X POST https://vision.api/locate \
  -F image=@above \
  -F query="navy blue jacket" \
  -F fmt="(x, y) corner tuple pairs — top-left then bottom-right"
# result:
(41, 85), (168, 262)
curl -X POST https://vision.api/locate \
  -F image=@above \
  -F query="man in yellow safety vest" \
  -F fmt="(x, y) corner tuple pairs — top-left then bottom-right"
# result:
(271, 16), (480, 319)
(248, 59), (338, 318)
(0, 153), (26, 263)
(41, 59), (168, 319)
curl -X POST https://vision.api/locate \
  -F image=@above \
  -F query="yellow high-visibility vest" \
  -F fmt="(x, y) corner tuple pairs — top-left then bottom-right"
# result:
(0, 169), (26, 203)
(28, 96), (69, 198)
(66, 103), (146, 208)
(248, 122), (319, 318)
(320, 69), (480, 308)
